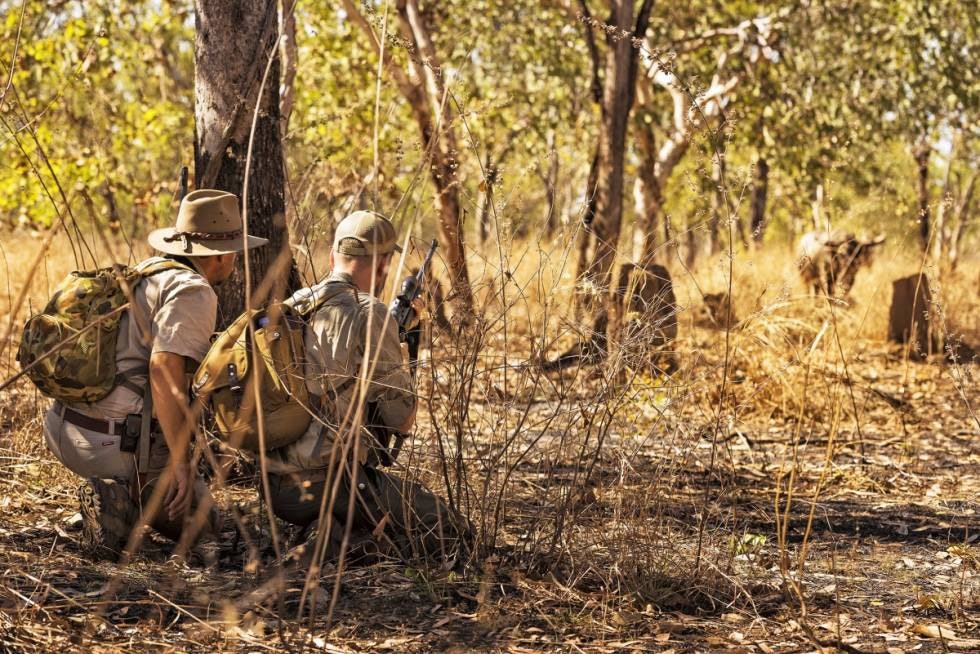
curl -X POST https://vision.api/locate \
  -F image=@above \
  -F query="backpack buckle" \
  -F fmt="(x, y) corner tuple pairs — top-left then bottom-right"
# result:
(227, 363), (242, 394)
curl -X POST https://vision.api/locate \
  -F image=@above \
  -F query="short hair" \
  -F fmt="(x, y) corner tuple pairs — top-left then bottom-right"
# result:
(333, 250), (391, 265)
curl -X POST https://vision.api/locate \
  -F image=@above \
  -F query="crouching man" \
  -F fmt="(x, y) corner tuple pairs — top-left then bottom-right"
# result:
(268, 210), (470, 565)
(42, 190), (267, 561)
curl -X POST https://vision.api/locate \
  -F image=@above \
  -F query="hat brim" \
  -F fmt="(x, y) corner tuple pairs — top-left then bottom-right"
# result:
(148, 228), (269, 256)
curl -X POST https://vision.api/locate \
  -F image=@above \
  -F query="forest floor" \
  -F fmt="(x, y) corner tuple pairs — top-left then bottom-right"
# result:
(0, 236), (978, 652)
(1, 333), (977, 653)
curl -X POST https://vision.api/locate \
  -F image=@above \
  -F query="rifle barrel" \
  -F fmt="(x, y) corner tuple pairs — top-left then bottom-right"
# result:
(417, 240), (438, 287)
(179, 166), (188, 201)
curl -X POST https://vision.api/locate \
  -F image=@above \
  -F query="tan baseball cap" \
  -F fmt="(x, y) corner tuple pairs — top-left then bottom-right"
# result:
(333, 210), (402, 256)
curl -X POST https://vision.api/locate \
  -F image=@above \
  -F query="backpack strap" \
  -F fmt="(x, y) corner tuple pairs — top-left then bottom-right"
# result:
(114, 366), (148, 396)
(286, 280), (359, 318)
(137, 258), (195, 279)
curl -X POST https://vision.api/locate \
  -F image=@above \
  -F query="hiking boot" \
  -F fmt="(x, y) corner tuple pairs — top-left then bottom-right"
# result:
(342, 531), (396, 567)
(189, 534), (221, 570)
(77, 477), (137, 561)
(168, 536), (220, 570)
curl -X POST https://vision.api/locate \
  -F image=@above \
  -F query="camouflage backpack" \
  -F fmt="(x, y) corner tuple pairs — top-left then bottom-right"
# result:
(192, 282), (352, 453)
(16, 259), (190, 403)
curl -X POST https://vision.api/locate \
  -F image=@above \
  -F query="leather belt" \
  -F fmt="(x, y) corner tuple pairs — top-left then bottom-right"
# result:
(53, 402), (159, 437)
(54, 402), (125, 436)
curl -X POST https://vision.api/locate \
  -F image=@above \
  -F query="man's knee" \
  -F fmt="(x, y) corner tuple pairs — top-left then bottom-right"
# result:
(268, 473), (327, 527)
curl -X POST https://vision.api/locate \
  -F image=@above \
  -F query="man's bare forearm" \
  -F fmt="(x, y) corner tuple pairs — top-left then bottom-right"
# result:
(149, 351), (192, 463)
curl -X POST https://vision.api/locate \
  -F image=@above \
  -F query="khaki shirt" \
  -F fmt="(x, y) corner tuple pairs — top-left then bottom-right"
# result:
(75, 256), (218, 419)
(270, 271), (415, 471)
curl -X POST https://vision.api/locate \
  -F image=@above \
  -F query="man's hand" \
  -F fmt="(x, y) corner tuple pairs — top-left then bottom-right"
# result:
(164, 461), (193, 520)
(405, 296), (425, 331)
(149, 351), (195, 521)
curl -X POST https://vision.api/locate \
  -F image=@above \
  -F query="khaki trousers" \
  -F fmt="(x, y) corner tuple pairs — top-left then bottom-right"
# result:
(43, 405), (217, 541)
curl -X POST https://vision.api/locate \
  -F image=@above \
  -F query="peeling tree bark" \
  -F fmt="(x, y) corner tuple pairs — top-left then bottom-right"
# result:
(194, 0), (299, 325)
(279, 0), (298, 140)
(342, 0), (474, 322)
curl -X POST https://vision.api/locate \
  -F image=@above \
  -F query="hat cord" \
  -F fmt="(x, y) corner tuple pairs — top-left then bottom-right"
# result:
(163, 229), (243, 243)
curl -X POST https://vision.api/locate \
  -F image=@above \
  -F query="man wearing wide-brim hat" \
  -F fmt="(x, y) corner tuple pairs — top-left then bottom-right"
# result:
(43, 189), (266, 563)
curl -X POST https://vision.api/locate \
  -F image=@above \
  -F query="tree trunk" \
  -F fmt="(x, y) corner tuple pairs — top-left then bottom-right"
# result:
(810, 182), (825, 232)
(395, 0), (473, 321)
(789, 195), (803, 244)
(931, 143), (956, 265)
(341, 0), (474, 322)
(750, 156), (768, 243)
(633, 117), (662, 265)
(582, 0), (654, 332)
(279, 0), (298, 140)
(684, 211), (699, 269)
(914, 138), (931, 251)
(477, 150), (493, 245)
(574, 152), (600, 320)
(735, 208), (749, 248)
(194, 0), (299, 325)
(948, 171), (977, 271)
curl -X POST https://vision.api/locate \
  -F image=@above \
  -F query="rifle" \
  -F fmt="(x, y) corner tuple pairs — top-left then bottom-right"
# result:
(179, 166), (189, 201)
(390, 239), (438, 373)
(366, 239), (438, 466)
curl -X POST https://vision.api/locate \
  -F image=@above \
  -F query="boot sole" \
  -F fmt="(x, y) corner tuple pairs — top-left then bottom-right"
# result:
(77, 479), (132, 561)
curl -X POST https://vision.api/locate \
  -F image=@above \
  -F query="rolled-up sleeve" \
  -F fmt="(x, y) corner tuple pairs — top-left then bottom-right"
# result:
(362, 303), (415, 430)
(151, 281), (218, 363)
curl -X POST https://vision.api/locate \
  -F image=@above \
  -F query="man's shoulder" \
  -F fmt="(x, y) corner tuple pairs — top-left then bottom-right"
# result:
(306, 285), (392, 340)
(139, 257), (212, 291)
(312, 288), (384, 321)
(335, 287), (387, 320)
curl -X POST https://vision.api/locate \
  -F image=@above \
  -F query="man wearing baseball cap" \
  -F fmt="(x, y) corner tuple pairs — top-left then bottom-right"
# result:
(267, 210), (470, 566)
(43, 189), (266, 563)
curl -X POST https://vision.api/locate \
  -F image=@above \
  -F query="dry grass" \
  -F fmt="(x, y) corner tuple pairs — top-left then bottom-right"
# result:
(1, 228), (979, 651)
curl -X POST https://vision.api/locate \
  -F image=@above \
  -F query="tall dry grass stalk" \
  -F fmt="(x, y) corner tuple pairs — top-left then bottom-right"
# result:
(1, 216), (977, 632)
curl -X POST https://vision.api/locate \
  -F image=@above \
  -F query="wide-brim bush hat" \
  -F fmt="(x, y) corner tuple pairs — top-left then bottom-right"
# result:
(148, 189), (268, 256)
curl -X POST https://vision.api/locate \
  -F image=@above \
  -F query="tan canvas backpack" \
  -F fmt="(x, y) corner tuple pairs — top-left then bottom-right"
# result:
(192, 283), (351, 452)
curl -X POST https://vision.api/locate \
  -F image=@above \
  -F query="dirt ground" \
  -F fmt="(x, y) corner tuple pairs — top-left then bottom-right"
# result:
(1, 333), (977, 652)
(0, 239), (978, 652)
